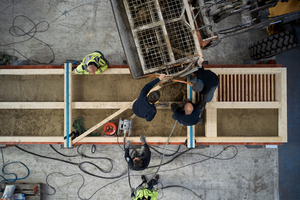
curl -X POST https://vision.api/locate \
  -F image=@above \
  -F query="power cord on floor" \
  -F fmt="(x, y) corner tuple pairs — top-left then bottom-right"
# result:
(0, 15), (55, 64)
(15, 145), (126, 179)
(45, 172), (127, 200)
(0, 149), (30, 184)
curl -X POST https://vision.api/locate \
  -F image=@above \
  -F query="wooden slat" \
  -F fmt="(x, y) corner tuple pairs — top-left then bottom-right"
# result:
(271, 74), (275, 101)
(230, 74), (233, 101)
(234, 74), (237, 101)
(249, 75), (252, 101)
(246, 74), (248, 101)
(223, 74), (226, 101)
(206, 102), (281, 109)
(219, 74), (222, 101)
(227, 74), (229, 101)
(256, 74), (260, 101)
(205, 108), (217, 137)
(238, 75), (240, 101)
(267, 74), (270, 101)
(242, 74), (244, 101)
(260, 74), (263, 101)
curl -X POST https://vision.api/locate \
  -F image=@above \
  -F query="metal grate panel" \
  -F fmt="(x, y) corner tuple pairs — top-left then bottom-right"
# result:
(137, 26), (170, 69)
(127, 0), (160, 28)
(166, 21), (196, 60)
(161, 0), (184, 21)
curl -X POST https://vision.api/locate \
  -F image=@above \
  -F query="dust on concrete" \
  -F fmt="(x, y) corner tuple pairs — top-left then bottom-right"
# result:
(217, 109), (278, 136)
(0, 75), (197, 137)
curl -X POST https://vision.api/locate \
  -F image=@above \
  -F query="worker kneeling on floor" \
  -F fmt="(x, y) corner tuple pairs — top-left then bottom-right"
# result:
(131, 174), (160, 200)
(125, 136), (151, 170)
(75, 51), (108, 74)
(132, 73), (166, 122)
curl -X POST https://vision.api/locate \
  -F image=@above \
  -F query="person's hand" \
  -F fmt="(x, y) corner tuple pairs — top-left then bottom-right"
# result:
(140, 136), (146, 144)
(159, 73), (166, 80)
(188, 82), (194, 86)
(125, 140), (131, 149)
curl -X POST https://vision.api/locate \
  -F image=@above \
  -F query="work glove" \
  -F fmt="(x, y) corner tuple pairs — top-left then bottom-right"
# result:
(131, 188), (135, 197)
(125, 140), (131, 149)
(140, 136), (146, 144)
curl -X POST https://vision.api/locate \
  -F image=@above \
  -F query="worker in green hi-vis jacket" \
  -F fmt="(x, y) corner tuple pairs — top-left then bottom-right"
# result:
(131, 174), (159, 200)
(75, 51), (108, 74)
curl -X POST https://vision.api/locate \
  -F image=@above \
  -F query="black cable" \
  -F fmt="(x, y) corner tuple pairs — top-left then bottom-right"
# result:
(45, 172), (127, 200)
(149, 145), (181, 157)
(49, 144), (114, 172)
(50, 144), (78, 157)
(158, 146), (238, 173)
(15, 145), (126, 179)
(160, 185), (204, 200)
(0, 15), (55, 64)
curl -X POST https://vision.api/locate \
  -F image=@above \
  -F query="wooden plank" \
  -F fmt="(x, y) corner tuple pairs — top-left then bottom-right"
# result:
(264, 74), (266, 101)
(186, 77), (195, 148)
(267, 74), (270, 101)
(278, 68), (287, 142)
(227, 74), (229, 101)
(0, 69), (64, 75)
(206, 102), (281, 109)
(260, 74), (263, 101)
(223, 74), (226, 101)
(249, 75), (252, 101)
(242, 74), (244, 101)
(64, 63), (72, 148)
(0, 68), (130, 75)
(208, 68), (282, 74)
(0, 136), (286, 144)
(219, 75), (222, 101)
(205, 108), (217, 137)
(234, 74), (237, 101)
(72, 101), (134, 144)
(238, 75), (240, 101)
(0, 102), (64, 109)
(0, 101), (176, 109)
(257, 74), (259, 101)
(246, 74), (248, 101)
(271, 74), (275, 101)
(230, 74), (233, 101)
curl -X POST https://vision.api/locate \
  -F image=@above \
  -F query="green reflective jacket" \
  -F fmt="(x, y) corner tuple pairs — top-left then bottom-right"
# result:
(75, 52), (108, 74)
(132, 187), (158, 200)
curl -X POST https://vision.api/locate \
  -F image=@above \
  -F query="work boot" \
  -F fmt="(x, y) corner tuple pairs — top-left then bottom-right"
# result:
(141, 175), (147, 182)
(155, 174), (160, 181)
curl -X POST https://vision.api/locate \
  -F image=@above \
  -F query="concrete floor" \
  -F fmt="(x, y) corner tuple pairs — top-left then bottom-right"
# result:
(0, 0), (283, 200)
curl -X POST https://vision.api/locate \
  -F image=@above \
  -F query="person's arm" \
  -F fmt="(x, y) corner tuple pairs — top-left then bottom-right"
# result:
(95, 64), (108, 74)
(146, 109), (157, 122)
(125, 148), (134, 169)
(140, 78), (160, 97)
(141, 143), (151, 168)
(75, 64), (84, 74)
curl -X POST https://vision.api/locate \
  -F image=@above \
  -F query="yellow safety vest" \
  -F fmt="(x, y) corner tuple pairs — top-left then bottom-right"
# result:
(132, 187), (158, 200)
(75, 52), (108, 74)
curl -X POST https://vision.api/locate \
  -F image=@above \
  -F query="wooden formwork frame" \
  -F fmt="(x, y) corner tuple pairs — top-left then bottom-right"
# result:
(0, 67), (287, 145)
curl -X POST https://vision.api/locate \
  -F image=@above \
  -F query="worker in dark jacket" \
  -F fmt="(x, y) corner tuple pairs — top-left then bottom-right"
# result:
(190, 65), (219, 102)
(125, 136), (151, 171)
(75, 51), (108, 74)
(132, 74), (166, 122)
(171, 101), (201, 126)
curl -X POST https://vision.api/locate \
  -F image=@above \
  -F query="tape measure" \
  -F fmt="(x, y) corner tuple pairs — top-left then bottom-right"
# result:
(103, 122), (117, 136)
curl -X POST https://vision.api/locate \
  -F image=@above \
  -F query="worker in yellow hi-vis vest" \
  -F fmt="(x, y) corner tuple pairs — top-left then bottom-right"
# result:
(75, 51), (109, 74)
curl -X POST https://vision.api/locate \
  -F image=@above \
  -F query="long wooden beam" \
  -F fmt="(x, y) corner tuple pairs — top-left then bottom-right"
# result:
(206, 102), (282, 109)
(0, 68), (283, 76)
(0, 101), (177, 109)
(0, 136), (286, 144)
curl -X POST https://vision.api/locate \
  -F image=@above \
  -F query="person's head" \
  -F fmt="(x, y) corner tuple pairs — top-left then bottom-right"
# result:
(147, 91), (160, 104)
(184, 103), (194, 115)
(87, 63), (97, 74)
(133, 157), (143, 168)
(192, 80), (204, 92)
(142, 197), (147, 200)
